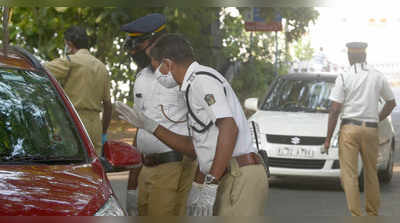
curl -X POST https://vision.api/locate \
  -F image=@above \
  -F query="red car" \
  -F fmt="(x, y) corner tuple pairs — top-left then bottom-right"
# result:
(0, 46), (141, 215)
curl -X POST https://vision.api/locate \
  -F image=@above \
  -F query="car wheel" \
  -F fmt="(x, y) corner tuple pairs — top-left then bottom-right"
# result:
(379, 141), (394, 184)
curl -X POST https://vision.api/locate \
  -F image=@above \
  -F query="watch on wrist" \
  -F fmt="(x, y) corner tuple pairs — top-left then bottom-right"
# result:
(204, 173), (217, 185)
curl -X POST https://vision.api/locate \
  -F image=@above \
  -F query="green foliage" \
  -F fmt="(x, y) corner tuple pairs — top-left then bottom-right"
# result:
(222, 7), (319, 102)
(1, 7), (319, 104)
(231, 60), (275, 103)
(163, 8), (221, 68)
(293, 37), (314, 61)
(279, 8), (319, 43)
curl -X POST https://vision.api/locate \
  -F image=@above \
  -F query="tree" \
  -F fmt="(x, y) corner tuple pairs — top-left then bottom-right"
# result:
(292, 37), (314, 61)
(1, 7), (319, 104)
(220, 7), (319, 103)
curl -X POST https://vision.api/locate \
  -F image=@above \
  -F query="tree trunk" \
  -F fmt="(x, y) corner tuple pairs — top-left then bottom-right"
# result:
(284, 20), (290, 63)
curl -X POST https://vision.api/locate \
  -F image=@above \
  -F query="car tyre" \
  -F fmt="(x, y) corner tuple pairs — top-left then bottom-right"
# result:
(379, 140), (394, 184)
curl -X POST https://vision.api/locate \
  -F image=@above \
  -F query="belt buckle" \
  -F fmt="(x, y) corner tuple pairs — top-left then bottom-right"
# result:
(144, 155), (158, 166)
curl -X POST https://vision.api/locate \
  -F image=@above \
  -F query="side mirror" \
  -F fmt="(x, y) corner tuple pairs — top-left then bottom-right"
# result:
(100, 140), (142, 173)
(244, 98), (259, 112)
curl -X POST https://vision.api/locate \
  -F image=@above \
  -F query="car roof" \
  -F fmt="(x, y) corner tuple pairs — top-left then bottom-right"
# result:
(0, 46), (42, 71)
(280, 72), (338, 82)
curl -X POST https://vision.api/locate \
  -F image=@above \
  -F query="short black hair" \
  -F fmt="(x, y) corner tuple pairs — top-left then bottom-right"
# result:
(64, 26), (89, 49)
(150, 33), (194, 64)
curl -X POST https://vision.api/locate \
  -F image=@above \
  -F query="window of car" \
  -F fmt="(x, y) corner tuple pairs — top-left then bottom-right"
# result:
(260, 77), (334, 113)
(0, 68), (86, 164)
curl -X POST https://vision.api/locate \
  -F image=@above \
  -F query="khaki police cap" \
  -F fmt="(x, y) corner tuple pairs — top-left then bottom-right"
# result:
(346, 42), (368, 53)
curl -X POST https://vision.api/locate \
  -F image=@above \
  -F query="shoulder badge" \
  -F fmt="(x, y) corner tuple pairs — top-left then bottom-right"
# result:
(204, 94), (216, 106)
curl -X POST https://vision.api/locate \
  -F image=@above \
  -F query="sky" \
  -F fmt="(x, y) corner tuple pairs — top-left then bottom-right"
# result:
(309, 2), (400, 65)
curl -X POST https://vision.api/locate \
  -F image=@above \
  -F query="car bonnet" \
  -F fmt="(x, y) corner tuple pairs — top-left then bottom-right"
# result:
(0, 163), (110, 215)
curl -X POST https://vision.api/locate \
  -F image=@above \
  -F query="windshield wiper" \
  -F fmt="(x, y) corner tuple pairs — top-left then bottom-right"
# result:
(281, 104), (304, 112)
(263, 105), (283, 111)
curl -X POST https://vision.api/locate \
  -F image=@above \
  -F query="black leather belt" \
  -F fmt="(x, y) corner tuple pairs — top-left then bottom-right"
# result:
(341, 118), (378, 128)
(142, 151), (183, 167)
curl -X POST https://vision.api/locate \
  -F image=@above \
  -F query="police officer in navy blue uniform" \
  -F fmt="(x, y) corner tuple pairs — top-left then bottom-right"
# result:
(120, 13), (196, 216)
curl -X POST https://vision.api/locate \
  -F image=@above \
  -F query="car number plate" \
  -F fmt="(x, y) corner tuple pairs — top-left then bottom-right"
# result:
(277, 147), (314, 158)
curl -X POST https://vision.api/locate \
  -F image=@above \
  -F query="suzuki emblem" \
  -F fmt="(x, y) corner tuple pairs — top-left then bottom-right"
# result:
(291, 137), (300, 145)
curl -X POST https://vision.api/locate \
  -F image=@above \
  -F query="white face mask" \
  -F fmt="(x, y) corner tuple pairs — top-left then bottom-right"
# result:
(155, 64), (178, 89)
(64, 44), (71, 56)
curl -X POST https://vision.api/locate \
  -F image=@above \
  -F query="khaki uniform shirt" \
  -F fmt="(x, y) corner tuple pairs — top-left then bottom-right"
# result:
(43, 49), (111, 112)
(180, 62), (256, 174)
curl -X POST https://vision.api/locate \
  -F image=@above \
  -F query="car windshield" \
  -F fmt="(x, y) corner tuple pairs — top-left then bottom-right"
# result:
(260, 77), (334, 113)
(0, 68), (86, 164)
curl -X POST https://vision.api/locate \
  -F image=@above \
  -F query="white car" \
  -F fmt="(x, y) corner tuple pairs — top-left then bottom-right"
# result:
(245, 73), (395, 190)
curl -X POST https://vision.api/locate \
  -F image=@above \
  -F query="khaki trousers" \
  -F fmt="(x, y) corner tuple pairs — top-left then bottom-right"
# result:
(214, 160), (269, 216)
(77, 110), (102, 156)
(138, 156), (196, 216)
(339, 124), (380, 216)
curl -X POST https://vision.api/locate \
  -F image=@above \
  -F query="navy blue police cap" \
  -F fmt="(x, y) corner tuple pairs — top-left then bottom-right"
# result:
(346, 42), (368, 52)
(121, 13), (166, 38)
(121, 13), (166, 51)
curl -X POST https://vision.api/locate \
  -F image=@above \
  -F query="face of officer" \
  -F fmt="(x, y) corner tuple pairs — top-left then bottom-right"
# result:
(155, 58), (179, 88)
(149, 34), (194, 87)
(64, 40), (77, 55)
(63, 26), (89, 55)
(348, 51), (366, 65)
(126, 39), (152, 69)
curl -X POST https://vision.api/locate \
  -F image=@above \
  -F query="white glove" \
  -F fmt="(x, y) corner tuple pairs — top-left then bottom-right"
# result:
(187, 182), (202, 216)
(187, 182), (218, 216)
(115, 101), (159, 133)
(126, 189), (139, 216)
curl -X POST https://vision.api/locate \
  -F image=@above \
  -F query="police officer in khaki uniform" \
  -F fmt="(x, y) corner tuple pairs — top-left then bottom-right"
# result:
(116, 34), (268, 216)
(324, 42), (396, 216)
(120, 14), (196, 216)
(44, 26), (112, 156)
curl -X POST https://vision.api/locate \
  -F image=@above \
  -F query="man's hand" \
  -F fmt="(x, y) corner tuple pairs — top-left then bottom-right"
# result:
(187, 182), (218, 216)
(322, 138), (330, 155)
(324, 101), (341, 155)
(115, 101), (159, 133)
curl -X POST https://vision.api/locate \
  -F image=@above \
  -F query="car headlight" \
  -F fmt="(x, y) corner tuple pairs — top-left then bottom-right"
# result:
(94, 195), (125, 216)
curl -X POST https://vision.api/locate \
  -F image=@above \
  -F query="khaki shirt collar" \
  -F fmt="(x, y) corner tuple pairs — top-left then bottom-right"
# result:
(75, 48), (90, 55)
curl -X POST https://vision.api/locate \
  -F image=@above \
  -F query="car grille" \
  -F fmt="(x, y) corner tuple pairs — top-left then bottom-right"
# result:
(332, 160), (340, 169)
(269, 157), (325, 169)
(266, 134), (325, 146)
